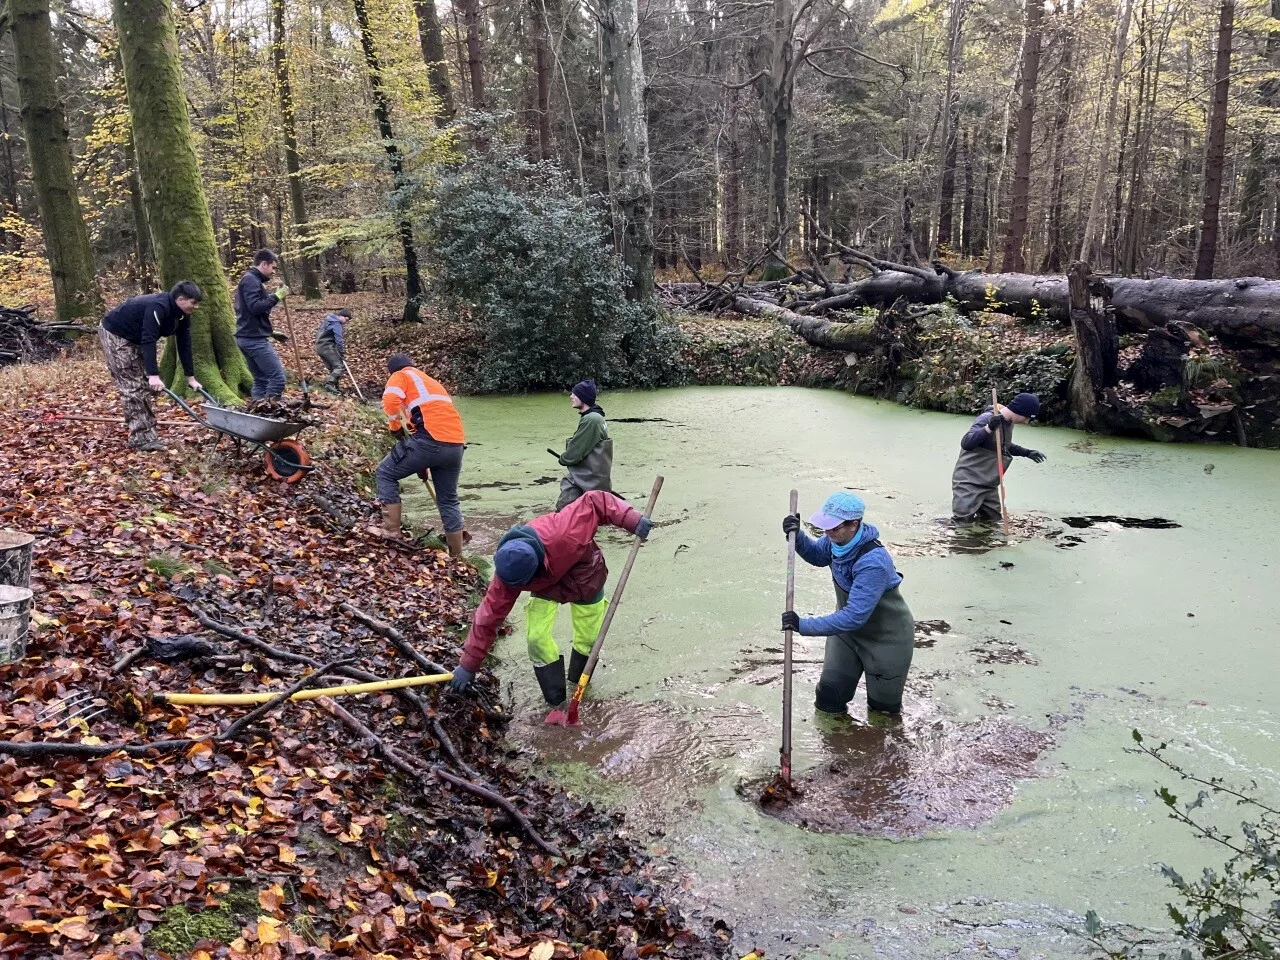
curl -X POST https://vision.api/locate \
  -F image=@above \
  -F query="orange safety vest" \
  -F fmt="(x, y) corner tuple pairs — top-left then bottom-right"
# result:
(382, 367), (465, 444)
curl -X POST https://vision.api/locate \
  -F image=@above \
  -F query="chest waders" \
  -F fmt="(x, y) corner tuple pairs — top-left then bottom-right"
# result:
(814, 540), (916, 716)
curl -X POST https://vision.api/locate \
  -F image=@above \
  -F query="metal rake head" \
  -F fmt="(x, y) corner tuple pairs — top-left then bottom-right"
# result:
(35, 690), (109, 737)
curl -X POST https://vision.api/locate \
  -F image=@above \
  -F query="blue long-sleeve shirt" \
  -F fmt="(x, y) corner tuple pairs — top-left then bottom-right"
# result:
(794, 521), (903, 636)
(315, 314), (346, 355)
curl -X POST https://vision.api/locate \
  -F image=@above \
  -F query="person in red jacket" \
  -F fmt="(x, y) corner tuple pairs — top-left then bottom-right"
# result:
(448, 490), (653, 708)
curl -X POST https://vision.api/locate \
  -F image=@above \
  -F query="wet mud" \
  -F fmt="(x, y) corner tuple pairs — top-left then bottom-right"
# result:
(894, 514), (1065, 557)
(913, 619), (952, 648)
(752, 715), (1054, 838)
(1061, 515), (1181, 529)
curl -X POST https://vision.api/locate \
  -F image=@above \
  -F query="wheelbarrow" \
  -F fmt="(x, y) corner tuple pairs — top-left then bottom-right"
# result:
(165, 388), (317, 483)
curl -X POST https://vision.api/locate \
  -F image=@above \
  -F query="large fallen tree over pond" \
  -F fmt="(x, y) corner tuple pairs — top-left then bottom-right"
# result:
(662, 254), (1280, 348)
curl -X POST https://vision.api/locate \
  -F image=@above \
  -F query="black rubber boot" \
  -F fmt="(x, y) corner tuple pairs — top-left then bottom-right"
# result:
(533, 657), (567, 707)
(566, 649), (590, 686)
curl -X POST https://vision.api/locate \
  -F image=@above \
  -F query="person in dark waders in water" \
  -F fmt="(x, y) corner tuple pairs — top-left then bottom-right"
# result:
(782, 492), (915, 720)
(951, 392), (1047, 524)
(550, 379), (613, 511)
(447, 491), (653, 719)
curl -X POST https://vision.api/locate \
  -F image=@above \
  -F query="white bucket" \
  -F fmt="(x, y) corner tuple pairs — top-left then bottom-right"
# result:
(0, 584), (32, 665)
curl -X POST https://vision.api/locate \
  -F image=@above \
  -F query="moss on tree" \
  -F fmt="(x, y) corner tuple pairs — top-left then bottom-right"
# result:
(10, 0), (103, 325)
(112, 0), (252, 401)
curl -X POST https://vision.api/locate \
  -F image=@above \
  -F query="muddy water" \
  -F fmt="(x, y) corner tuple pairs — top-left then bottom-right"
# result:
(403, 387), (1280, 958)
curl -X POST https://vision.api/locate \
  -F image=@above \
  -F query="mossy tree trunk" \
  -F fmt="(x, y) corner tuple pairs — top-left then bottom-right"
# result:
(414, 0), (456, 126)
(112, 0), (252, 401)
(10, 0), (103, 324)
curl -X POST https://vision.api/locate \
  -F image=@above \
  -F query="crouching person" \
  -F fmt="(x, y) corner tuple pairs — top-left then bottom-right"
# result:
(371, 353), (466, 557)
(447, 491), (653, 712)
(99, 281), (204, 452)
(782, 492), (915, 718)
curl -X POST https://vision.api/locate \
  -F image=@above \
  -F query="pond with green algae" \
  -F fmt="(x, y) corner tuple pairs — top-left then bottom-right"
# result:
(402, 386), (1280, 959)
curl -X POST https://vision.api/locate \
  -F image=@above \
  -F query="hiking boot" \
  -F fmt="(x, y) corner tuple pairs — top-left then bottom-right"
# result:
(132, 439), (167, 452)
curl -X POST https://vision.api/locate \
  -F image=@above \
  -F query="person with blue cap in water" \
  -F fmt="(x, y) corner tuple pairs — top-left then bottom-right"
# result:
(782, 491), (915, 718)
(952, 392), (1046, 524)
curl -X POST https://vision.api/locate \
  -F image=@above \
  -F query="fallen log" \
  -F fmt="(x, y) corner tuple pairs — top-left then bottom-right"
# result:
(666, 265), (1280, 349)
(728, 295), (877, 352)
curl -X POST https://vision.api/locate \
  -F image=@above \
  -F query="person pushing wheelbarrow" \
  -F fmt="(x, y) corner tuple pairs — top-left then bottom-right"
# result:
(448, 491), (653, 720)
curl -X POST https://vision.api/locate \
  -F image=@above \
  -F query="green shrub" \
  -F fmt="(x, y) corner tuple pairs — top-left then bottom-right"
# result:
(421, 146), (687, 392)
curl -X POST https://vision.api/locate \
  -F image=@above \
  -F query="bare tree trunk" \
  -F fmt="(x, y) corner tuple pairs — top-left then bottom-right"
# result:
(724, 77), (743, 265)
(271, 0), (321, 299)
(1194, 0), (1235, 279)
(764, 0), (795, 261)
(352, 0), (425, 322)
(936, 0), (967, 253)
(598, 0), (655, 299)
(414, 0), (456, 125)
(0, 74), (18, 210)
(10, 0), (102, 323)
(1001, 0), (1044, 272)
(1079, 0), (1132, 263)
(1042, 0), (1076, 272)
(460, 0), (487, 109)
(961, 129), (975, 256)
(1067, 261), (1118, 429)
(530, 0), (553, 159)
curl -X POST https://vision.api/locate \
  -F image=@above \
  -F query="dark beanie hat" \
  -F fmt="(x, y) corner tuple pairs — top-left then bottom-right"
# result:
(494, 540), (541, 586)
(1007, 392), (1041, 418)
(572, 379), (598, 407)
(387, 353), (413, 373)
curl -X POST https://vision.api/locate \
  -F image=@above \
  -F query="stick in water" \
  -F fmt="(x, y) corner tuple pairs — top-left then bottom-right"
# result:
(781, 488), (798, 783)
(992, 387), (1010, 532)
(562, 477), (664, 726)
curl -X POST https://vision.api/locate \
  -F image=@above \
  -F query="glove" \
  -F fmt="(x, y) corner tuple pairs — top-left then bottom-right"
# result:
(547, 447), (563, 460)
(987, 414), (1007, 432)
(448, 665), (475, 692)
(270, 332), (290, 343)
(634, 517), (653, 541)
(393, 428), (407, 442)
(1024, 449), (1047, 464)
(147, 375), (165, 392)
(274, 284), (290, 302)
(782, 513), (801, 537)
(186, 376), (203, 392)
(782, 611), (801, 632)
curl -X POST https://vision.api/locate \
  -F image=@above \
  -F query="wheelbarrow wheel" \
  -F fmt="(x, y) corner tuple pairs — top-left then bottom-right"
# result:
(264, 439), (311, 483)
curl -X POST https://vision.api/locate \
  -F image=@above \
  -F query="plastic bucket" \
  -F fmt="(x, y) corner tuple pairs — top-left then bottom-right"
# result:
(0, 584), (32, 665)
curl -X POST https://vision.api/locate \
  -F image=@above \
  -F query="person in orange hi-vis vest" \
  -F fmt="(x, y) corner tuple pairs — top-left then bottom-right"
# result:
(371, 353), (467, 556)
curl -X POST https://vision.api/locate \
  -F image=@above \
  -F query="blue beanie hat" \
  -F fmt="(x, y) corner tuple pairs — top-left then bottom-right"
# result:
(387, 353), (413, 373)
(494, 540), (541, 586)
(572, 379), (598, 407)
(1006, 392), (1041, 418)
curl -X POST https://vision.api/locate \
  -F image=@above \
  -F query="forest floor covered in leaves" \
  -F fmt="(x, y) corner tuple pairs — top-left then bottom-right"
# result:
(0, 353), (732, 959)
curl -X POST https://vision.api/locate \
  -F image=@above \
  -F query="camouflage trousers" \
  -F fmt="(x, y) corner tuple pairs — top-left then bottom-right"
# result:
(99, 326), (159, 448)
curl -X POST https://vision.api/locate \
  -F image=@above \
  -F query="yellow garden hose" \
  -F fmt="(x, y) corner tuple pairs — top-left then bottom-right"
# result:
(157, 672), (453, 706)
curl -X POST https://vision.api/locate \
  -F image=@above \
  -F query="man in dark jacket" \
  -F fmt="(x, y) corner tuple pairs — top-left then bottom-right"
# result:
(782, 492), (915, 718)
(314, 309), (349, 393)
(98, 281), (204, 451)
(951, 392), (1047, 523)
(550, 379), (613, 511)
(234, 249), (290, 399)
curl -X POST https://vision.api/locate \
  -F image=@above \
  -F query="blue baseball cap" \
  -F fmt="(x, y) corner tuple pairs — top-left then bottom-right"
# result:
(808, 491), (866, 531)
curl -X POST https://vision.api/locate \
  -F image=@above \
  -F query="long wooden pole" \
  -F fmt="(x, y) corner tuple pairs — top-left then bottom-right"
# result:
(343, 360), (366, 400)
(781, 488), (798, 783)
(565, 476), (664, 723)
(992, 387), (1010, 532)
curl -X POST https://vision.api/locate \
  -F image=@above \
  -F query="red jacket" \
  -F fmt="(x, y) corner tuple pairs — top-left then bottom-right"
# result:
(459, 491), (643, 671)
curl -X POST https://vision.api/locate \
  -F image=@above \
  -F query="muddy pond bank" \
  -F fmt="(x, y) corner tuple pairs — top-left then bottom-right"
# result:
(404, 386), (1280, 959)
